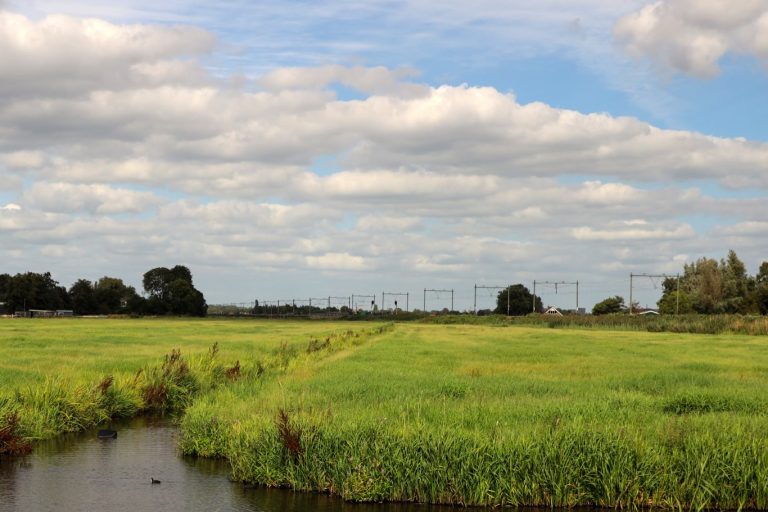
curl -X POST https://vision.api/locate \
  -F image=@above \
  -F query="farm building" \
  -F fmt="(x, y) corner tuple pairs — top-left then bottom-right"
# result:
(544, 307), (563, 316)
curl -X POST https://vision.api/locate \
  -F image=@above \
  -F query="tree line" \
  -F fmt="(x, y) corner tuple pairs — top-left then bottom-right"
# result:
(491, 251), (768, 316)
(590, 250), (768, 315)
(0, 265), (206, 316)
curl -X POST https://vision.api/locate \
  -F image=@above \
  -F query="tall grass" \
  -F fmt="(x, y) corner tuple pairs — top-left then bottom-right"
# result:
(422, 313), (768, 335)
(180, 323), (768, 509)
(0, 320), (391, 453)
(5, 319), (768, 508)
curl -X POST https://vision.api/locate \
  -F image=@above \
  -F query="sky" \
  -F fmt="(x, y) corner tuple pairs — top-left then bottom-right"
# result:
(1, 0), (767, 311)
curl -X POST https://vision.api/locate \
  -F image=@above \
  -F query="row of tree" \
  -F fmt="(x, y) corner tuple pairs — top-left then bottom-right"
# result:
(658, 250), (768, 315)
(0, 265), (207, 316)
(589, 251), (768, 316)
(494, 251), (768, 316)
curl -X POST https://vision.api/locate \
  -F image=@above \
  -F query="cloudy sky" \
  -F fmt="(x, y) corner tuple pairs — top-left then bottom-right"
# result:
(1, 0), (767, 311)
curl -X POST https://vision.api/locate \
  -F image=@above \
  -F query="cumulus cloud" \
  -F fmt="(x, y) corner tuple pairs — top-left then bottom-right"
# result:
(615, 0), (768, 77)
(572, 221), (696, 241)
(22, 182), (163, 214)
(0, 10), (215, 97)
(0, 8), (765, 308)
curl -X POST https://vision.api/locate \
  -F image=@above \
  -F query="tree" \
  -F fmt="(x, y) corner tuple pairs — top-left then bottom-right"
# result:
(658, 251), (758, 314)
(3, 272), (69, 313)
(69, 279), (97, 315)
(657, 290), (693, 315)
(757, 261), (768, 285)
(496, 284), (541, 315)
(142, 265), (207, 316)
(592, 296), (625, 315)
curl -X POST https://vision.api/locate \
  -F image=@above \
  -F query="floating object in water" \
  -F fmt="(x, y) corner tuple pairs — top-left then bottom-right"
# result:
(96, 429), (117, 439)
(151, 477), (161, 484)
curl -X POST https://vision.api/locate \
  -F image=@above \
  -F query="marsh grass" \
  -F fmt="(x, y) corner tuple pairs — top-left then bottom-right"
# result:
(422, 313), (768, 335)
(182, 323), (768, 509)
(0, 318), (384, 445)
(4, 319), (768, 508)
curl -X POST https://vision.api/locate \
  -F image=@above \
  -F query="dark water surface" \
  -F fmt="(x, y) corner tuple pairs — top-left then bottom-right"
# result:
(0, 418), (455, 512)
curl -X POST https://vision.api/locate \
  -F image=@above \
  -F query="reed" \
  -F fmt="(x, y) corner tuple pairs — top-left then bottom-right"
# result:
(421, 313), (768, 335)
(180, 323), (768, 509)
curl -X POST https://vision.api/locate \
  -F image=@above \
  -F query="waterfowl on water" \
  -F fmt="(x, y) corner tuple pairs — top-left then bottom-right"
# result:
(96, 429), (117, 439)
(151, 477), (161, 484)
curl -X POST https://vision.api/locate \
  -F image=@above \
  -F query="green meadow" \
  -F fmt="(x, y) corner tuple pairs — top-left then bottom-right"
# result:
(3, 318), (768, 508)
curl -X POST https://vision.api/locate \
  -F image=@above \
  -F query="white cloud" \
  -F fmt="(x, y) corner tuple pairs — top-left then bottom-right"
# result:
(572, 222), (695, 240)
(305, 252), (367, 271)
(1, 150), (45, 168)
(0, 10), (215, 97)
(0, 7), (765, 308)
(22, 182), (162, 214)
(615, 0), (768, 77)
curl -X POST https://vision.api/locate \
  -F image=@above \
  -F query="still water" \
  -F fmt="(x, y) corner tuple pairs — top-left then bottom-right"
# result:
(0, 418), (452, 512)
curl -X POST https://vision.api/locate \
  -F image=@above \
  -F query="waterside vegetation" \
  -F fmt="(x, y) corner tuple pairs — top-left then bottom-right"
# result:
(3, 318), (768, 509)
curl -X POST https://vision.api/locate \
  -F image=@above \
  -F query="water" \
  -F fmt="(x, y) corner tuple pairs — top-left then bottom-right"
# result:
(0, 418), (454, 512)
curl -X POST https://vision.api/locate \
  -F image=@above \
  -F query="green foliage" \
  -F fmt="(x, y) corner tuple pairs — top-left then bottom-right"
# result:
(6, 319), (768, 508)
(142, 265), (207, 316)
(495, 284), (541, 315)
(592, 295), (625, 315)
(657, 290), (693, 315)
(0, 272), (69, 313)
(179, 323), (768, 509)
(659, 250), (759, 314)
(421, 312), (768, 335)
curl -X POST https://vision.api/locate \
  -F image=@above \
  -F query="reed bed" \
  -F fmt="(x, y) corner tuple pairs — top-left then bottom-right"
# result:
(0, 318), (385, 453)
(4, 319), (768, 508)
(422, 313), (768, 335)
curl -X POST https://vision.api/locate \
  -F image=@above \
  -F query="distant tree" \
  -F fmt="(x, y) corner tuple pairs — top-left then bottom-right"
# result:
(592, 296), (625, 315)
(659, 250), (758, 314)
(3, 272), (69, 313)
(69, 279), (97, 315)
(142, 265), (206, 316)
(757, 261), (768, 285)
(496, 284), (541, 315)
(755, 261), (768, 315)
(0, 273), (11, 304)
(167, 278), (207, 316)
(657, 290), (693, 315)
(94, 276), (129, 314)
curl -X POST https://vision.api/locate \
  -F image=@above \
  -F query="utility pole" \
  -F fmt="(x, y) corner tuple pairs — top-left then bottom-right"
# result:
(473, 285), (507, 315)
(531, 280), (579, 313)
(383, 292), (410, 312)
(424, 289), (454, 312)
(351, 294), (375, 312)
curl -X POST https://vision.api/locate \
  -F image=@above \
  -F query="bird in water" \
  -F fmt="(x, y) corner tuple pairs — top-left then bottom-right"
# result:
(151, 477), (161, 484)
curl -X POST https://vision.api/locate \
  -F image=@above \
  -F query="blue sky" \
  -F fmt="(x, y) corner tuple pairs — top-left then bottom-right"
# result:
(1, 0), (767, 310)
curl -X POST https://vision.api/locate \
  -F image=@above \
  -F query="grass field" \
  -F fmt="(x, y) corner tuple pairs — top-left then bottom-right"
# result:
(0, 318), (384, 441)
(3, 318), (768, 508)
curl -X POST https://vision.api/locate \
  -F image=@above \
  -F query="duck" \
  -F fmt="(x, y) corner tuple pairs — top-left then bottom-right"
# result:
(151, 477), (161, 484)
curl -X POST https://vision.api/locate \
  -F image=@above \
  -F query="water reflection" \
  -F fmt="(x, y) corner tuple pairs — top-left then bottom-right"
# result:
(0, 418), (457, 512)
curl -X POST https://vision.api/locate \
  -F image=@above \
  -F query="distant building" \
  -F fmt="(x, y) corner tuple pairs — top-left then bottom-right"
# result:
(544, 307), (563, 316)
(29, 309), (56, 318)
(639, 310), (660, 316)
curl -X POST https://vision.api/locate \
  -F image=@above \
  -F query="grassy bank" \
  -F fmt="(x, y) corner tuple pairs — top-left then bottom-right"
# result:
(0, 318), (385, 452)
(4, 319), (768, 509)
(181, 323), (768, 509)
